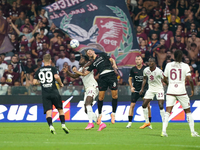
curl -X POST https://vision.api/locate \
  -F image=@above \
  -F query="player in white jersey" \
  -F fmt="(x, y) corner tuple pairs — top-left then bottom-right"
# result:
(139, 57), (165, 129)
(64, 55), (99, 130)
(161, 50), (199, 137)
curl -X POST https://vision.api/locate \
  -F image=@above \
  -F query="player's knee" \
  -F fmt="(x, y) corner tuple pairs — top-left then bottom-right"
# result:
(112, 95), (118, 99)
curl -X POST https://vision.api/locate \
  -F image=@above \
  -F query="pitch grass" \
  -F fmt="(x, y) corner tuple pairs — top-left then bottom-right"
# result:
(0, 123), (199, 150)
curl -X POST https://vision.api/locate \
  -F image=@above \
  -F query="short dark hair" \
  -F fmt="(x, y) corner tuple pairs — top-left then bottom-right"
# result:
(34, 32), (39, 38)
(191, 43), (197, 47)
(81, 55), (89, 61)
(149, 57), (156, 62)
(40, 27), (46, 31)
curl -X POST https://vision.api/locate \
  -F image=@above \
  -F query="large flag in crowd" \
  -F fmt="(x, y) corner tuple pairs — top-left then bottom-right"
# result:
(0, 17), (14, 53)
(44, 0), (140, 67)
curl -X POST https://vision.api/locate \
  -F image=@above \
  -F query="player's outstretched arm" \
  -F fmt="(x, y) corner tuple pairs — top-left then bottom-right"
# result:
(67, 71), (80, 79)
(139, 76), (147, 95)
(72, 67), (90, 76)
(186, 75), (194, 97)
(109, 58), (118, 69)
(33, 79), (40, 85)
(54, 74), (64, 87)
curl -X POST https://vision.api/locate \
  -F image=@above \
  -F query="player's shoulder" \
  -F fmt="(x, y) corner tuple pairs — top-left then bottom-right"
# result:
(144, 66), (150, 71)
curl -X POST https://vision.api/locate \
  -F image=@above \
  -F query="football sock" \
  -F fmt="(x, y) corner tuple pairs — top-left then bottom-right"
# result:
(59, 115), (65, 125)
(46, 117), (53, 127)
(149, 117), (152, 122)
(97, 100), (103, 114)
(86, 105), (93, 123)
(128, 116), (133, 122)
(160, 109), (165, 122)
(162, 112), (170, 133)
(186, 113), (195, 133)
(143, 107), (149, 123)
(112, 98), (118, 113)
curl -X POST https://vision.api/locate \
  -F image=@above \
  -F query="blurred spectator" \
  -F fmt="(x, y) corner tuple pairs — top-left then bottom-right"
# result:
(21, 58), (34, 86)
(176, 0), (188, 18)
(3, 63), (19, 86)
(144, 18), (154, 36)
(185, 43), (199, 61)
(185, 23), (197, 42)
(185, 66), (198, 86)
(34, 8), (46, 25)
(184, 13), (200, 33)
(27, 2), (37, 25)
(59, 45), (70, 58)
(189, 0), (199, 14)
(68, 53), (79, 71)
(31, 32), (43, 58)
(136, 25), (147, 45)
(154, 10), (164, 30)
(11, 81), (28, 95)
(169, 15), (178, 36)
(56, 51), (70, 71)
(186, 31), (200, 51)
(15, 11), (25, 29)
(38, 42), (53, 59)
(167, 8), (181, 24)
(160, 23), (174, 50)
(184, 57), (190, 65)
(48, 23), (58, 40)
(52, 34), (64, 56)
(153, 45), (166, 69)
(8, 1), (19, 22)
(20, 18), (33, 32)
(18, 44), (27, 63)
(139, 40), (148, 59)
(195, 4), (200, 22)
(40, 27), (49, 46)
(62, 83), (79, 95)
(37, 0), (48, 12)
(134, 7), (149, 28)
(0, 77), (9, 95)
(171, 35), (185, 51)
(162, 50), (174, 70)
(148, 33), (160, 56)
(33, 58), (42, 72)
(24, 52), (35, 65)
(133, 0), (143, 25)
(10, 34), (19, 53)
(143, 0), (158, 13)
(0, 53), (8, 64)
(0, 56), (8, 79)
(148, 22), (161, 40)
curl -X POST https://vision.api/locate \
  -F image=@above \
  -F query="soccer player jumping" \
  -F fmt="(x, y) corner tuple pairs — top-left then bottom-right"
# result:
(162, 50), (199, 137)
(139, 57), (165, 129)
(74, 49), (118, 131)
(33, 54), (69, 134)
(64, 55), (101, 130)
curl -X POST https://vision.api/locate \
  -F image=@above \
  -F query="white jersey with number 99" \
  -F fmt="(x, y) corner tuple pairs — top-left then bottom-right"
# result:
(164, 62), (191, 95)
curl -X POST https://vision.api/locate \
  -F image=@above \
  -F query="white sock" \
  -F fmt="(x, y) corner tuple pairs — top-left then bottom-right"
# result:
(112, 112), (115, 116)
(160, 109), (165, 122)
(186, 113), (195, 133)
(162, 112), (170, 133)
(143, 107), (149, 123)
(86, 105), (93, 123)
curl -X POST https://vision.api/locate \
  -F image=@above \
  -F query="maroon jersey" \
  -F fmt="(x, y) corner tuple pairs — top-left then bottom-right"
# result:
(18, 51), (26, 62)
(144, 25), (152, 36)
(38, 49), (53, 59)
(139, 46), (148, 54)
(8, 8), (19, 18)
(20, 40), (29, 52)
(160, 31), (173, 49)
(137, 33), (148, 43)
(186, 31), (192, 38)
(171, 42), (185, 50)
(11, 41), (19, 52)
(3, 71), (20, 86)
(34, 16), (43, 25)
(31, 40), (43, 58)
(40, 36), (50, 45)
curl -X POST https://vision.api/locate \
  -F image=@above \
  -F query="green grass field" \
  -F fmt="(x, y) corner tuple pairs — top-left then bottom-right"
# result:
(0, 122), (199, 150)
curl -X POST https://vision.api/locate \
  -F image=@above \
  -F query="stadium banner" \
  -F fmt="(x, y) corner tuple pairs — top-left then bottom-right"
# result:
(44, 0), (140, 67)
(0, 17), (14, 54)
(0, 96), (200, 123)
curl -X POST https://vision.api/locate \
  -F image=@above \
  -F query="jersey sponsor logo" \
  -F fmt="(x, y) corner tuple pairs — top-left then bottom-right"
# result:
(113, 82), (116, 87)
(52, 96), (73, 122)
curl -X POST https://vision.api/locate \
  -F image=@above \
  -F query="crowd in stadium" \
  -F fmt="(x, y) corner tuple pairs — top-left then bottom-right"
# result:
(0, 0), (200, 95)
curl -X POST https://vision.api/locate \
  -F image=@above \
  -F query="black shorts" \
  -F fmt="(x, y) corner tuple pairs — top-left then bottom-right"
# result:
(131, 89), (147, 103)
(98, 72), (118, 91)
(42, 93), (62, 114)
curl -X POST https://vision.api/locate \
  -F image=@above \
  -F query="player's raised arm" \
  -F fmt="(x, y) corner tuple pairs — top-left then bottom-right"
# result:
(139, 76), (147, 95)
(186, 75), (194, 97)
(63, 66), (80, 78)
(109, 58), (118, 69)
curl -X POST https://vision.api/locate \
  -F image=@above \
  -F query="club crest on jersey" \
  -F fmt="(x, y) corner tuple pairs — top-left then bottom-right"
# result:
(150, 75), (154, 80)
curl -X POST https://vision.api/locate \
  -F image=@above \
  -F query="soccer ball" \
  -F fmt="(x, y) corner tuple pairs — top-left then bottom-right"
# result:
(70, 39), (79, 49)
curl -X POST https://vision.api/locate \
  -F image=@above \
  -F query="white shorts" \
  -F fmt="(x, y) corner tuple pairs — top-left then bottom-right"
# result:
(83, 87), (99, 104)
(166, 94), (190, 109)
(144, 90), (164, 100)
